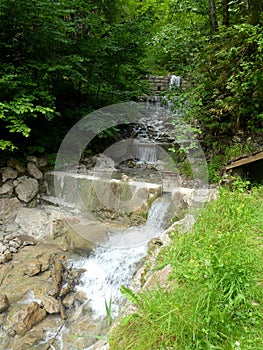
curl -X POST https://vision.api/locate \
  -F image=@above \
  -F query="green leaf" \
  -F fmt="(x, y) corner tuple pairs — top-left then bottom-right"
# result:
(120, 286), (140, 305)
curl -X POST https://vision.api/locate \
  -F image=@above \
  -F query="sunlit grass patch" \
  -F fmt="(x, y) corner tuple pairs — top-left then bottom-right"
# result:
(110, 186), (263, 350)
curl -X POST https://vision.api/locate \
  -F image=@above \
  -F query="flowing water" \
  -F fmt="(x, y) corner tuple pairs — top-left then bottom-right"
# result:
(137, 142), (158, 163)
(73, 197), (171, 321)
(169, 74), (181, 89)
(33, 197), (171, 349)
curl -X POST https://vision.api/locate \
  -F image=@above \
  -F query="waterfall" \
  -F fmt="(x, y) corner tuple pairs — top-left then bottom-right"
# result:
(169, 75), (181, 89)
(74, 197), (171, 320)
(137, 143), (157, 163)
(146, 198), (171, 230)
(74, 244), (146, 319)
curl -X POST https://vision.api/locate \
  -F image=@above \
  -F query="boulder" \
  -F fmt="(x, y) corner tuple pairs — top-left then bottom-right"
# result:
(0, 167), (18, 183)
(26, 156), (48, 168)
(0, 181), (14, 196)
(7, 158), (26, 173)
(41, 295), (60, 314)
(0, 294), (9, 313)
(143, 264), (172, 290)
(14, 301), (46, 336)
(0, 249), (12, 264)
(16, 234), (36, 247)
(14, 176), (39, 203)
(94, 153), (115, 170)
(0, 197), (22, 223)
(15, 208), (49, 238)
(23, 260), (41, 277)
(13, 329), (45, 350)
(27, 162), (43, 180)
(62, 294), (75, 309)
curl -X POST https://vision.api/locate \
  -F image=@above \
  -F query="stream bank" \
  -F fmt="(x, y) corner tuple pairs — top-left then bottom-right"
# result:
(0, 99), (214, 348)
(0, 152), (216, 349)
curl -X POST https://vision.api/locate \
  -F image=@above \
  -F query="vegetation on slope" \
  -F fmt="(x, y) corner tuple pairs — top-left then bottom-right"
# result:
(110, 185), (263, 349)
(0, 0), (262, 165)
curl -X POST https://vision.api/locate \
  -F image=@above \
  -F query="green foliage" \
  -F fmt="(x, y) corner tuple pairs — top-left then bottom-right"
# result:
(110, 186), (263, 349)
(207, 141), (256, 183)
(0, 0), (262, 156)
(188, 23), (263, 139)
(143, 0), (208, 74)
(0, 0), (149, 154)
(120, 286), (141, 305)
(105, 297), (113, 327)
(139, 1), (263, 152)
(230, 176), (251, 192)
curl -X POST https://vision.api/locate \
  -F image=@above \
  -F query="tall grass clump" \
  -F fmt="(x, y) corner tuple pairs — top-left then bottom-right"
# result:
(110, 186), (263, 350)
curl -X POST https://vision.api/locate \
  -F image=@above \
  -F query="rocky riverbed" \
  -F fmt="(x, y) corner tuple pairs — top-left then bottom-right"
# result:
(0, 223), (131, 350)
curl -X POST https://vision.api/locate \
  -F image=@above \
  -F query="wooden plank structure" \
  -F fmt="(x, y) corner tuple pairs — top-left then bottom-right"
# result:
(226, 150), (263, 170)
(225, 150), (263, 183)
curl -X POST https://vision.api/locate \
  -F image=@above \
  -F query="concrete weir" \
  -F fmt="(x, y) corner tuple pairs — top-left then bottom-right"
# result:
(42, 171), (162, 216)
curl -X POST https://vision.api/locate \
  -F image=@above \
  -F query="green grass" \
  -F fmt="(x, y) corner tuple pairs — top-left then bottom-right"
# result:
(110, 186), (263, 350)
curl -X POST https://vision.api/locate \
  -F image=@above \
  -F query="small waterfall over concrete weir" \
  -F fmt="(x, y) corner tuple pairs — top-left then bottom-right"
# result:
(74, 196), (171, 321)
(146, 197), (172, 230)
(169, 74), (181, 89)
(137, 142), (158, 163)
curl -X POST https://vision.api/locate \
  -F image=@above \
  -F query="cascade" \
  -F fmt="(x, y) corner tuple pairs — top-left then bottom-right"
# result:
(146, 197), (171, 230)
(0, 87), (210, 350)
(131, 94), (176, 166)
(74, 197), (171, 321)
(169, 74), (181, 89)
(137, 142), (157, 163)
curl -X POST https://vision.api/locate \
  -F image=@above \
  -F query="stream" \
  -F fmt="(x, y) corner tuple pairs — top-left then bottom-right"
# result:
(73, 198), (171, 319)
(0, 95), (210, 349)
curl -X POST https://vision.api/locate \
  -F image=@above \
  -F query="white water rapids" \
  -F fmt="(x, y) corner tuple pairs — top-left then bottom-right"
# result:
(73, 198), (171, 320)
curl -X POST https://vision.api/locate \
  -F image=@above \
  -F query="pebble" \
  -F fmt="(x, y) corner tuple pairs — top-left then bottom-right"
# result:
(0, 229), (27, 264)
(9, 247), (18, 253)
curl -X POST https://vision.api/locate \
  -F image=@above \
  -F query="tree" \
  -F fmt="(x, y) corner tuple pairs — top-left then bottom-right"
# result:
(248, 0), (263, 24)
(222, 0), (230, 26)
(0, 0), (149, 154)
(208, 0), (218, 33)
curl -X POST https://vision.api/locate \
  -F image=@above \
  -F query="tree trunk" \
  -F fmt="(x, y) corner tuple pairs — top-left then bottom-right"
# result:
(222, 0), (230, 26)
(208, 0), (218, 33)
(248, 0), (263, 25)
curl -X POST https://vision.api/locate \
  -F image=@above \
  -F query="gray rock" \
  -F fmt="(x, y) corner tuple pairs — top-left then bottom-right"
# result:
(0, 249), (12, 263)
(143, 264), (172, 290)
(14, 176), (39, 203)
(0, 294), (9, 313)
(0, 167), (18, 183)
(27, 162), (43, 180)
(9, 246), (18, 253)
(94, 153), (115, 170)
(15, 208), (49, 238)
(0, 181), (14, 196)
(7, 158), (26, 173)
(26, 156), (39, 164)
(9, 240), (21, 249)
(0, 242), (6, 253)
(0, 197), (22, 223)
(38, 157), (48, 167)
(4, 233), (15, 240)
(16, 235), (36, 247)
(26, 156), (47, 168)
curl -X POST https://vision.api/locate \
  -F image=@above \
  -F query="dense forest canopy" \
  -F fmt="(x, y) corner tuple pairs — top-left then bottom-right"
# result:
(0, 0), (262, 160)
